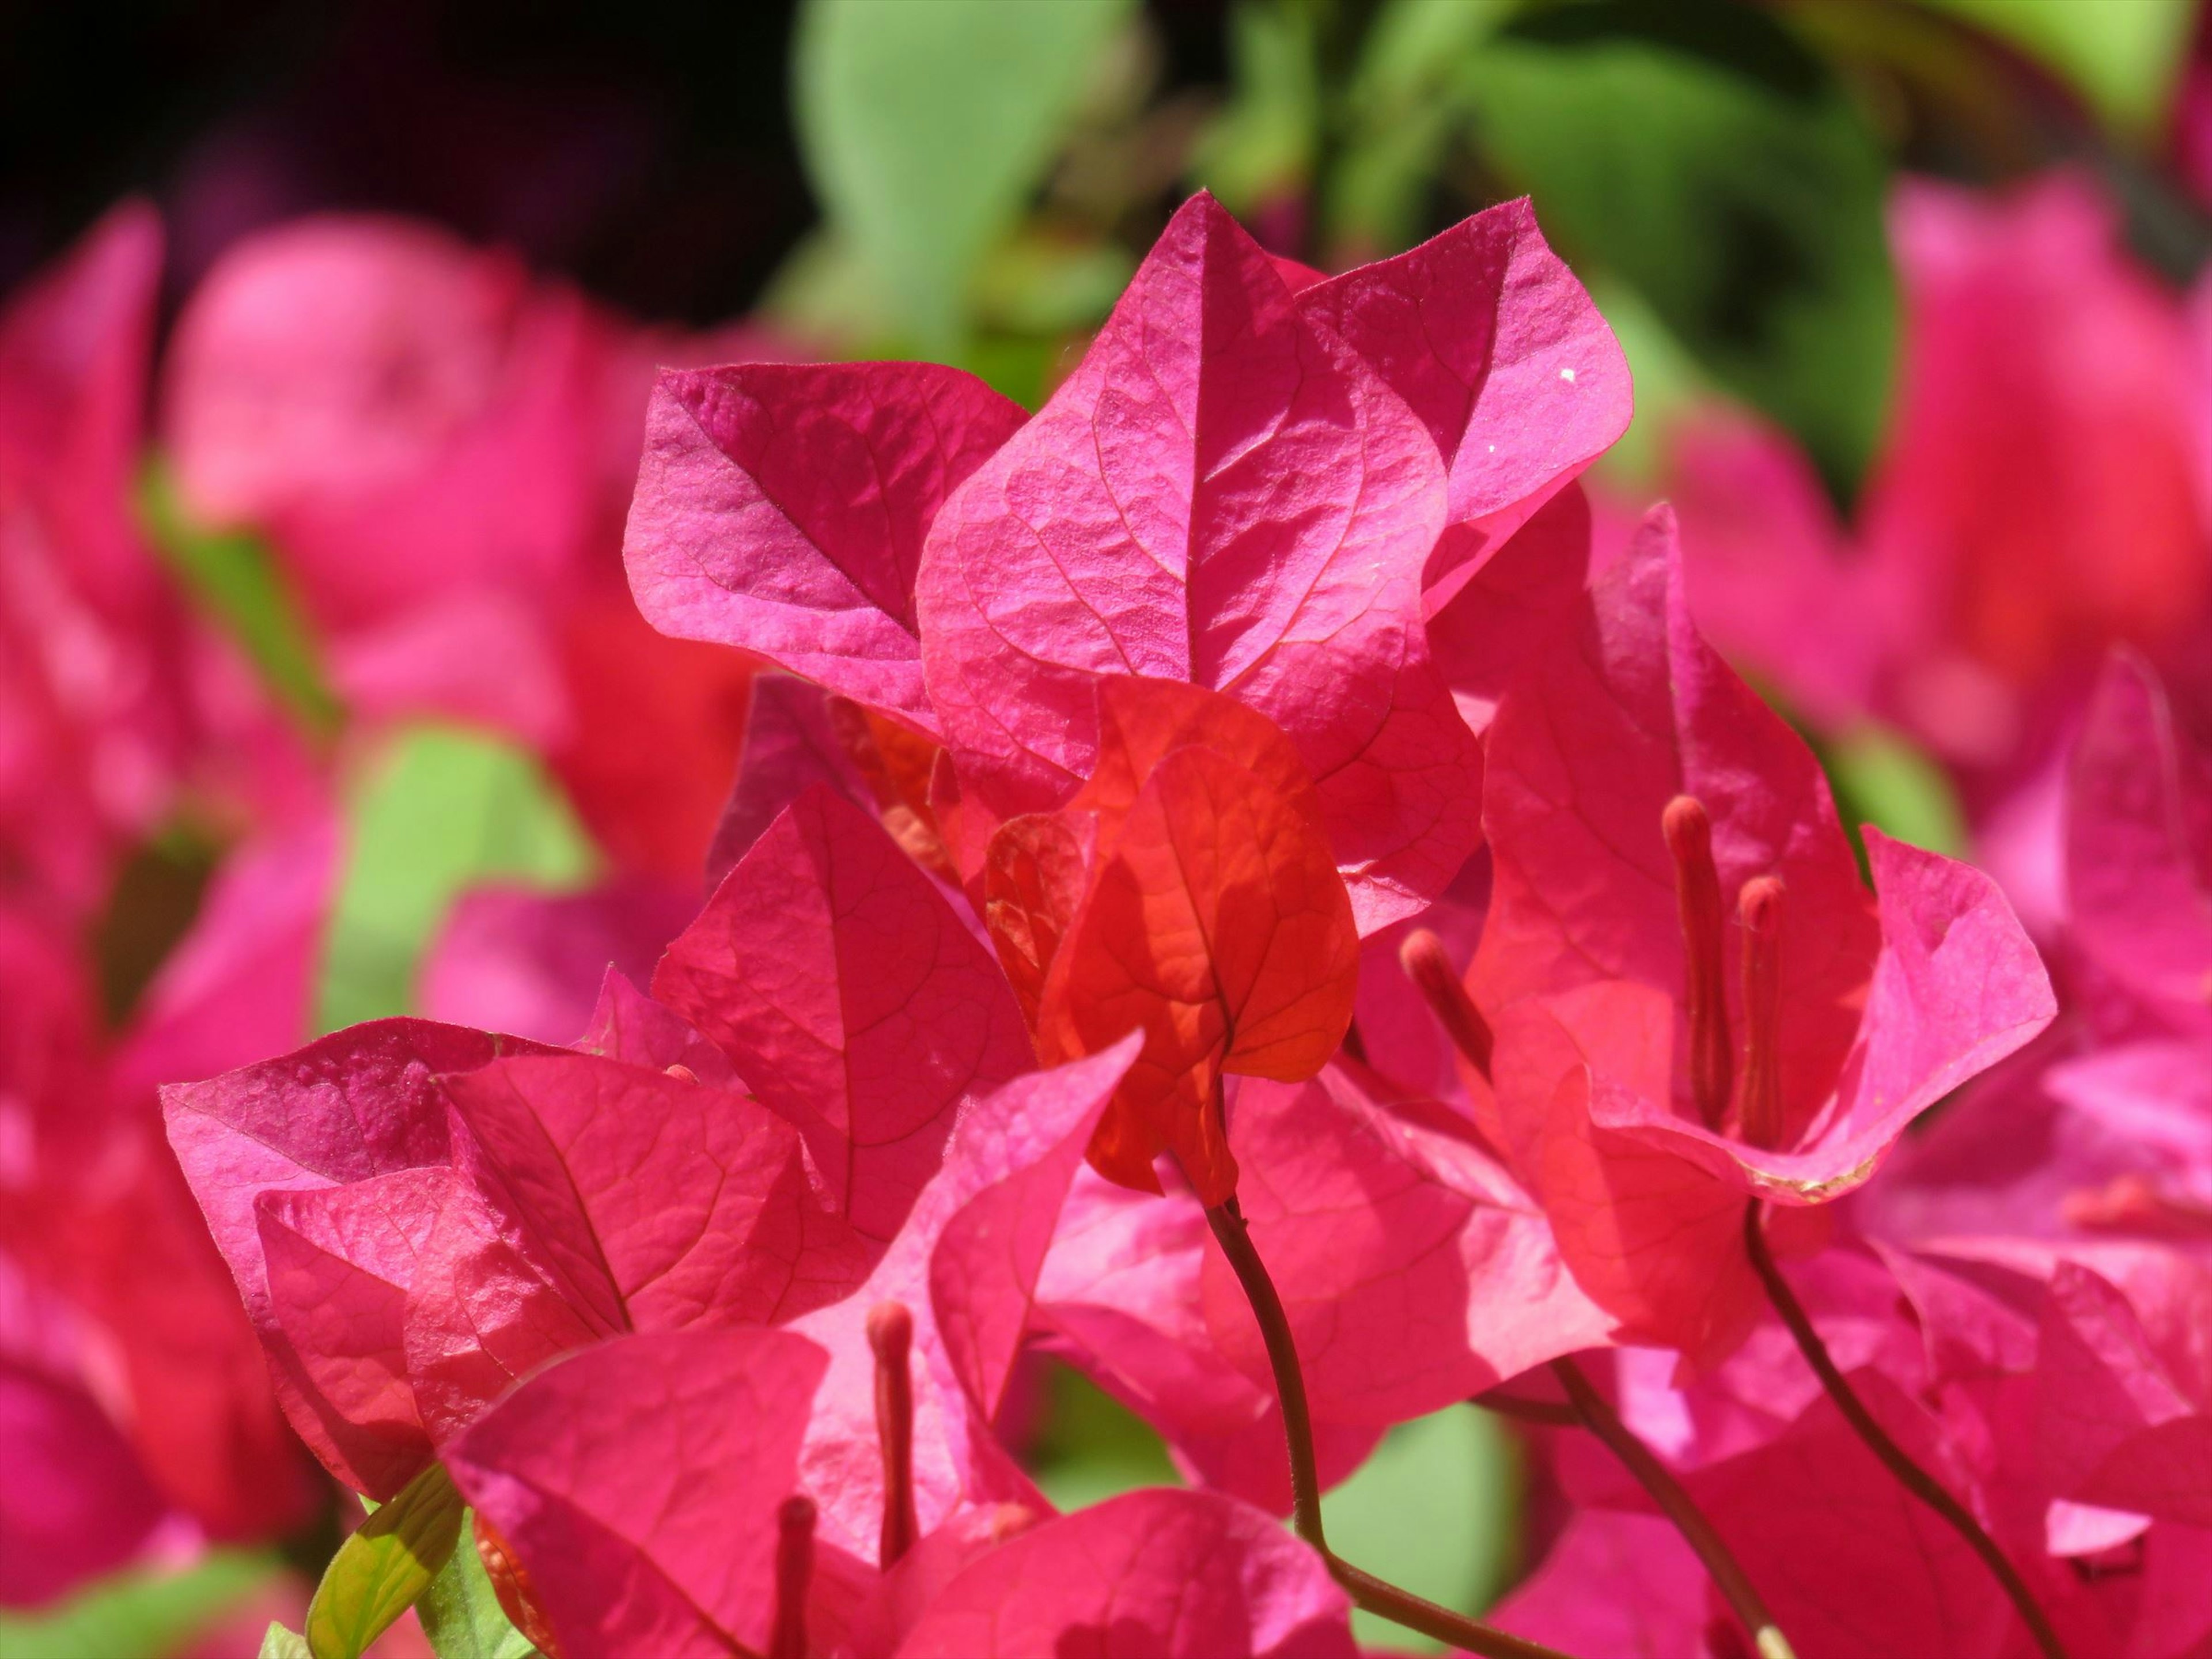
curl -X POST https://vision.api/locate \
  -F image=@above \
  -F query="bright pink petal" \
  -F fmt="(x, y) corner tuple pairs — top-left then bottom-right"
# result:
(894, 1487), (1357, 1658)
(790, 1040), (1139, 1562)
(441, 1051), (870, 1333)
(447, 1327), (831, 1659)
(1424, 481), (1594, 738)
(915, 193), (1476, 931)
(625, 362), (1028, 734)
(421, 877), (699, 1047)
(707, 671), (876, 885)
(1200, 1064), (1611, 1425)
(2066, 654), (2212, 1034)
(2038, 1257), (2212, 1528)
(253, 1168), (460, 1496)
(1490, 1510), (1710, 1658)
(653, 786), (1031, 1243)
(1298, 198), (1631, 609)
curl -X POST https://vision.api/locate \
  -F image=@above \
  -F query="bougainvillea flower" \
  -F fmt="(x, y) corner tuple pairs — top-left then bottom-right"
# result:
(2037, 1253), (2212, 1528)
(1296, 198), (1631, 612)
(1005, 679), (1358, 1205)
(627, 361), (1029, 734)
(1471, 512), (2053, 1354)
(1664, 173), (2212, 777)
(916, 195), (1478, 932)
(2063, 653), (2212, 1038)
(438, 1037), (1140, 1657)
(706, 671), (957, 892)
(0, 202), (193, 915)
(1029, 1058), (1608, 1514)
(656, 784), (1033, 1240)
(161, 213), (776, 881)
(896, 1488), (1356, 1658)
(1, 830), (329, 1584)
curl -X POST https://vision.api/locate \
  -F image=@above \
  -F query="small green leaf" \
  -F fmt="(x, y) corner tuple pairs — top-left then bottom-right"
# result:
(306, 1464), (466, 1659)
(318, 722), (598, 1033)
(260, 1622), (315, 1659)
(1919, 0), (2195, 140)
(1190, 1), (1322, 217)
(1466, 0), (1897, 503)
(418, 1512), (537, 1659)
(139, 459), (343, 740)
(1824, 723), (1968, 859)
(0, 1552), (276, 1659)
(1328, 1407), (1521, 1654)
(794, 0), (1135, 352)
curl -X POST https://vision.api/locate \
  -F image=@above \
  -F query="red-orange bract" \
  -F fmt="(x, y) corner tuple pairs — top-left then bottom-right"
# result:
(990, 679), (1358, 1206)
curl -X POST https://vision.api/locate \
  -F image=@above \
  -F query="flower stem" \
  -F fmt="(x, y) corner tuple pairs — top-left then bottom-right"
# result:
(1205, 1198), (1576, 1659)
(1742, 1202), (2069, 1659)
(1549, 1358), (1796, 1659)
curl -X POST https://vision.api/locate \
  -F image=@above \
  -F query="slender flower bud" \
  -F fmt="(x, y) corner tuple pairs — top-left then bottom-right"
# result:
(663, 1063), (699, 1085)
(1662, 796), (1732, 1127)
(1737, 876), (1786, 1149)
(868, 1300), (919, 1569)
(770, 1495), (816, 1659)
(1398, 928), (1493, 1080)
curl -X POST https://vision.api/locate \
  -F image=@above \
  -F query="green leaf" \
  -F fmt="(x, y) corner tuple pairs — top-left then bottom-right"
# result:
(1824, 722), (1968, 859)
(1023, 1362), (1180, 1514)
(138, 459), (343, 741)
(417, 1512), (537, 1659)
(0, 1552), (277, 1659)
(260, 1623), (315, 1659)
(318, 723), (597, 1033)
(306, 1464), (466, 1659)
(1327, 1407), (1520, 1655)
(1190, 1), (1323, 217)
(1918, 0), (2195, 139)
(1465, 0), (1897, 503)
(793, 0), (1134, 352)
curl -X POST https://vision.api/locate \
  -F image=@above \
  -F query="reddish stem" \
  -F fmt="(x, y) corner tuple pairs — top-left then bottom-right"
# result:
(1550, 1358), (1794, 1659)
(1205, 1198), (1577, 1659)
(1743, 1202), (2068, 1659)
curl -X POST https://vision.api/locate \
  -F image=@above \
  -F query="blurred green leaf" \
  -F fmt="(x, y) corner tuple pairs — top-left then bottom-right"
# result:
(417, 1513), (536, 1659)
(319, 723), (597, 1033)
(794, 0), (1134, 353)
(1465, 0), (1896, 503)
(1023, 1363), (1181, 1514)
(1325, 1407), (1520, 1654)
(0, 1552), (276, 1659)
(1191, 1), (1322, 217)
(139, 460), (342, 741)
(306, 1465), (464, 1659)
(260, 1624), (313, 1659)
(1325, 0), (1506, 256)
(970, 232), (1135, 337)
(1916, 0), (2195, 139)
(1583, 275), (1717, 494)
(1825, 722), (1968, 859)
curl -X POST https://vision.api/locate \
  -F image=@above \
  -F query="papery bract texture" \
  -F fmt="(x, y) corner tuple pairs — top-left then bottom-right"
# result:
(1474, 511), (2053, 1354)
(655, 785), (1032, 1241)
(894, 1488), (1358, 1658)
(446, 1327), (830, 1659)
(915, 193), (1480, 931)
(626, 362), (1029, 734)
(1297, 199), (1631, 610)
(1027, 681), (1359, 1203)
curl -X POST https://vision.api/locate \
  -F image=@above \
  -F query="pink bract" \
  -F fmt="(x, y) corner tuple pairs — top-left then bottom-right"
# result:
(1472, 511), (2053, 1353)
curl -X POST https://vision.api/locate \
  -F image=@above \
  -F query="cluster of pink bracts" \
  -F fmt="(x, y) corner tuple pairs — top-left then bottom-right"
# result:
(5, 171), (2211, 1659)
